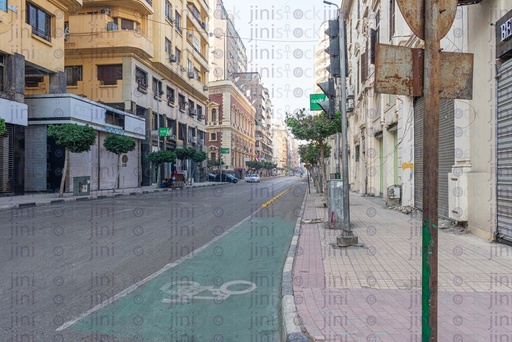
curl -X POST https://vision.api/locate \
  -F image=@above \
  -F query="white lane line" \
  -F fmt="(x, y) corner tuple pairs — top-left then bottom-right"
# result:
(56, 207), (263, 332)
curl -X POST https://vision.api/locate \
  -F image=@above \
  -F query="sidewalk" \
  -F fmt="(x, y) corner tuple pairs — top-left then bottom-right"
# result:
(0, 181), (225, 211)
(293, 191), (512, 341)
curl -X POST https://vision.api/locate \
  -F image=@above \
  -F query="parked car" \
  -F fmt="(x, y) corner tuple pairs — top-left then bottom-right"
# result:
(245, 174), (260, 183)
(214, 173), (238, 183)
(207, 173), (217, 181)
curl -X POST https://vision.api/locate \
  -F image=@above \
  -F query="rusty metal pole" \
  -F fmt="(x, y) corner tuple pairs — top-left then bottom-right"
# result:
(422, 0), (440, 340)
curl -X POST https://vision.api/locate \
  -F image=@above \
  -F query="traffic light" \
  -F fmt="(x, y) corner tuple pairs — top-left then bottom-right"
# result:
(317, 78), (336, 119)
(325, 19), (340, 77)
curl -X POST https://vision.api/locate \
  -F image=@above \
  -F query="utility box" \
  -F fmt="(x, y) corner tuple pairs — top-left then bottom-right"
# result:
(73, 176), (90, 196)
(386, 185), (401, 206)
(328, 179), (344, 229)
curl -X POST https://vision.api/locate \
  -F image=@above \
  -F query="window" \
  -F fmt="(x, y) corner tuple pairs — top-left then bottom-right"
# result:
(25, 76), (44, 88)
(166, 87), (175, 104)
(188, 99), (194, 110)
(65, 66), (82, 86)
(0, 0), (7, 12)
(120, 18), (135, 30)
(166, 119), (175, 135)
(26, 3), (51, 41)
(135, 67), (147, 87)
(152, 77), (162, 97)
(97, 64), (122, 85)
(211, 108), (217, 123)
(178, 123), (187, 140)
(188, 59), (193, 73)
(389, 0), (395, 40)
(175, 11), (181, 32)
(175, 48), (181, 63)
(165, 1), (172, 22)
(178, 93), (186, 110)
(105, 111), (125, 128)
(152, 111), (158, 130)
(210, 133), (217, 141)
(165, 38), (172, 56)
(197, 105), (203, 119)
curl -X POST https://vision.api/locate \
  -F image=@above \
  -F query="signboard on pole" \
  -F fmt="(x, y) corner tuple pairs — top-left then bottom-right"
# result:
(159, 127), (168, 137)
(309, 94), (327, 111)
(221, 148), (229, 154)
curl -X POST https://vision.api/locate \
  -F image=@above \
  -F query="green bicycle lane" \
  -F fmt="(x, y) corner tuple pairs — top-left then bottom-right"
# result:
(62, 183), (306, 341)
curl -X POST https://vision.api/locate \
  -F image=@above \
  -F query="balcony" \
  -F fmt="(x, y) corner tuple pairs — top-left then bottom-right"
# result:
(66, 28), (154, 59)
(83, 0), (154, 15)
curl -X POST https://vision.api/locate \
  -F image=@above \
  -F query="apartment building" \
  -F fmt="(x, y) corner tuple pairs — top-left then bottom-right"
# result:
(207, 79), (256, 174)
(0, 0), (143, 195)
(208, 0), (247, 81)
(64, 0), (210, 185)
(339, 0), (509, 241)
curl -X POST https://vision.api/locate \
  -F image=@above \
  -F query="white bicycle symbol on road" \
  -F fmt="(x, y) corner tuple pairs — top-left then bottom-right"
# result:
(161, 280), (257, 303)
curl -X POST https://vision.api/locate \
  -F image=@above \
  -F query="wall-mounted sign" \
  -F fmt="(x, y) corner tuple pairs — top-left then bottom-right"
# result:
(497, 9), (512, 59)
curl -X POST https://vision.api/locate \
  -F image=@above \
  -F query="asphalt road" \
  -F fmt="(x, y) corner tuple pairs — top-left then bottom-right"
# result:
(0, 176), (307, 341)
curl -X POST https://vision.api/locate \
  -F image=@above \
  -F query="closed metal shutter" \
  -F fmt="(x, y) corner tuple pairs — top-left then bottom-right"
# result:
(496, 58), (512, 242)
(0, 124), (14, 194)
(414, 97), (455, 218)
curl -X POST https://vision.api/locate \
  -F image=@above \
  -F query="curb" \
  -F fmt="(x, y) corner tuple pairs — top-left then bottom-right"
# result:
(0, 182), (228, 212)
(281, 185), (310, 342)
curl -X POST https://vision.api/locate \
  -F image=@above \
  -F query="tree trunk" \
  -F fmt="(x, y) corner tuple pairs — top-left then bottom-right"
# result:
(58, 149), (69, 198)
(116, 154), (121, 190)
(155, 162), (161, 188)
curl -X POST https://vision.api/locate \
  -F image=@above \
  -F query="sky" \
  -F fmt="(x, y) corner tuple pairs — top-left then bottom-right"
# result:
(220, 0), (339, 121)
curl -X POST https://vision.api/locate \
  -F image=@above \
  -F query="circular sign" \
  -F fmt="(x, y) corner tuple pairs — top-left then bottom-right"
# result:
(122, 155), (129, 163)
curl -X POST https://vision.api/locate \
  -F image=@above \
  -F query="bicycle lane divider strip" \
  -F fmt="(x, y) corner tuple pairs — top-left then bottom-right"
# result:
(57, 183), (304, 340)
(262, 178), (303, 208)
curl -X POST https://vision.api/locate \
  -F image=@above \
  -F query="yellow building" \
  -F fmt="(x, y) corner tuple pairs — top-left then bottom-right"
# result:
(65, 0), (210, 184)
(0, 0), (83, 194)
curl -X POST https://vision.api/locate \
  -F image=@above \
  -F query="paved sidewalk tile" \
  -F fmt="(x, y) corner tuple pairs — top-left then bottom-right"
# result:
(294, 192), (512, 342)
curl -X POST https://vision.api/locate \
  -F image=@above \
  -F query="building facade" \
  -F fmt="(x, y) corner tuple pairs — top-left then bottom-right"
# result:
(65, 0), (210, 184)
(208, 0), (247, 81)
(339, 0), (507, 241)
(206, 80), (255, 175)
(0, 0), (83, 195)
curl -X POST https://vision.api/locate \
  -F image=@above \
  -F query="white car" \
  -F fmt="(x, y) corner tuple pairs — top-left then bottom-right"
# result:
(245, 174), (260, 183)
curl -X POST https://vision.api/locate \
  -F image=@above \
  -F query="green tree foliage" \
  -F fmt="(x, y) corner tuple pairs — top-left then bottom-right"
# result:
(47, 124), (97, 197)
(175, 148), (197, 161)
(148, 150), (176, 186)
(0, 118), (6, 136)
(147, 150), (176, 165)
(103, 135), (136, 189)
(285, 109), (339, 194)
(191, 150), (207, 180)
(103, 135), (136, 155)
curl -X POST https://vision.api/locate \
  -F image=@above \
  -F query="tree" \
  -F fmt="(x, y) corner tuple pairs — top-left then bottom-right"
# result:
(47, 124), (97, 197)
(103, 134), (136, 190)
(285, 108), (340, 196)
(147, 150), (176, 186)
(0, 118), (6, 136)
(191, 150), (207, 180)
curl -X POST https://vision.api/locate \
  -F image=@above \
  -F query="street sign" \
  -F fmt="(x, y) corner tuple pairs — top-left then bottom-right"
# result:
(375, 44), (473, 99)
(396, 0), (458, 40)
(310, 94), (327, 111)
(221, 148), (229, 154)
(159, 127), (168, 137)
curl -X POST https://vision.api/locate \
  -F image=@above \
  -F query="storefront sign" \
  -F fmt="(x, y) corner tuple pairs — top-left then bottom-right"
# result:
(497, 9), (512, 59)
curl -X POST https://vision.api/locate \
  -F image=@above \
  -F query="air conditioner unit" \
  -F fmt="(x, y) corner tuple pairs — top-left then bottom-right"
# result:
(188, 71), (195, 79)
(101, 8), (111, 15)
(191, 137), (197, 144)
(107, 22), (118, 31)
(169, 54), (177, 63)
(189, 108), (197, 115)
(347, 86), (355, 99)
